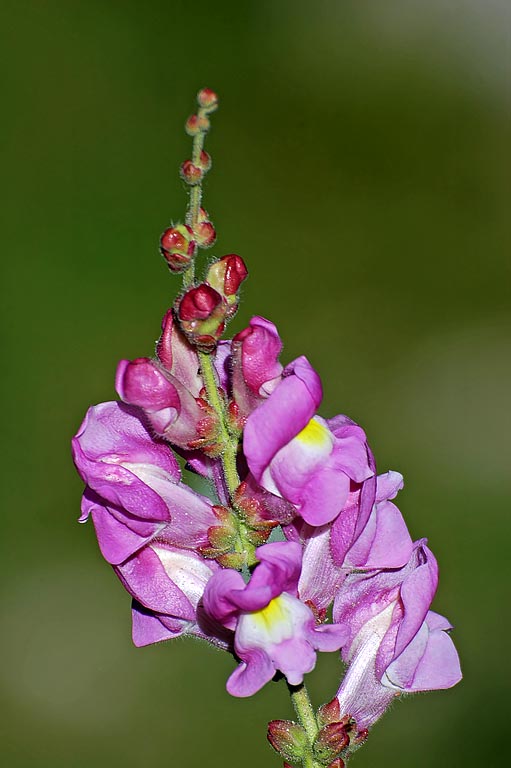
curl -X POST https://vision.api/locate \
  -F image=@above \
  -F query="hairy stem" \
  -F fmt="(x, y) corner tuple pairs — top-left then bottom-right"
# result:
(198, 350), (240, 498)
(182, 105), (213, 288)
(288, 683), (322, 768)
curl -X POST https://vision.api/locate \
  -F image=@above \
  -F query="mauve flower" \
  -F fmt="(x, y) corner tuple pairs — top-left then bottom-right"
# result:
(115, 541), (228, 649)
(285, 471), (412, 617)
(231, 316), (283, 419)
(243, 356), (374, 526)
(115, 357), (207, 449)
(333, 540), (462, 730)
(202, 541), (347, 697)
(156, 309), (202, 396)
(72, 401), (217, 564)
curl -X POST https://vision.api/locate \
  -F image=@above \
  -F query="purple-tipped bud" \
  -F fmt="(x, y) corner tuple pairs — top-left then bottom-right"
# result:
(160, 224), (196, 273)
(205, 254), (248, 319)
(176, 284), (227, 352)
(185, 114), (210, 135)
(313, 723), (350, 764)
(180, 160), (203, 185)
(267, 720), (307, 763)
(197, 87), (218, 110)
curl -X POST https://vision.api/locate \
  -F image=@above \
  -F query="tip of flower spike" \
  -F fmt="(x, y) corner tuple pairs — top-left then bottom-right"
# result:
(197, 88), (218, 110)
(185, 114), (210, 136)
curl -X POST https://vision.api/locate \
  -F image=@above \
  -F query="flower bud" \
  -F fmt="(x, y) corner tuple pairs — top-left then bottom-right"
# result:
(267, 720), (307, 763)
(176, 284), (227, 352)
(197, 150), (212, 172)
(160, 224), (196, 273)
(313, 723), (350, 764)
(205, 254), (248, 318)
(197, 88), (218, 110)
(185, 114), (210, 135)
(194, 220), (216, 248)
(180, 160), (203, 185)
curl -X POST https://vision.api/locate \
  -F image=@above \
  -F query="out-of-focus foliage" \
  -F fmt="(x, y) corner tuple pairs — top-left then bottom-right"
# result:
(1, 1), (509, 766)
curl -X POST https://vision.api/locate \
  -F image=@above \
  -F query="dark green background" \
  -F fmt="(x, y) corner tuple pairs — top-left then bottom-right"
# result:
(2, 1), (509, 766)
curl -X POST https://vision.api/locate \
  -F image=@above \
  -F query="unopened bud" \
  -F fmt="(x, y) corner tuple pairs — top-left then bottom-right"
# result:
(327, 760), (345, 768)
(197, 150), (212, 172)
(313, 723), (350, 764)
(160, 224), (196, 273)
(185, 114), (210, 135)
(194, 220), (216, 248)
(180, 160), (203, 185)
(176, 284), (227, 352)
(197, 87), (218, 110)
(267, 720), (307, 763)
(206, 254), (248, 318)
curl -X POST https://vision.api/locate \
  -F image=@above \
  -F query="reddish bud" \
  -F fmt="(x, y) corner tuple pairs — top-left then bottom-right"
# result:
(176, 284), (227, 352)
(179, 284), (222, 321)
(160, 224), (196, 273)
(180, 160), (203, 185)
(197, 88), (218, 110)
(206, 254), (248, 319)
(185, 114), (210, 135)
(194, 220), (216, 248)
(267, 720), (307, 763)
(198, 150), (212, 172)
(223, 254), (248, 295)
(327, 760), (345, 768)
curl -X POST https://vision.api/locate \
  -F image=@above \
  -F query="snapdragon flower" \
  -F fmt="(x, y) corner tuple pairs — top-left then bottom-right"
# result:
(333, 540), (462, 730)
(244, 356), (374, 526)
(72, 400), (217, 564)
(203, 541), (347, 697)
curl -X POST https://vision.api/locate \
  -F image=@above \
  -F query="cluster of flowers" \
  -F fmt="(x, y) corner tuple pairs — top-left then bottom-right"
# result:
(72, 89), (461, 767)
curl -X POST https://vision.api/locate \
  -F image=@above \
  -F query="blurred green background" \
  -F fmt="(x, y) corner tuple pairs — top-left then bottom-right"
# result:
(2, 1), (510, 766)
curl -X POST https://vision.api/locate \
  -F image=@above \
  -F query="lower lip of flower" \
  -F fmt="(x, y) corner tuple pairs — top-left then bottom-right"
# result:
(238, 594), (296, 646)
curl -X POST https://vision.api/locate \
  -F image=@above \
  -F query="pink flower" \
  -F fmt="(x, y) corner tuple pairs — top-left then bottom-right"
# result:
(243, 357), (374, 525)
(285, 471), (413, 617)
(115, 541), (227, 649)
(333, 540), (462, 730)
(231, 316), (283, 419)
(202, 541), (347, 697)
(72, 401), (217, 564)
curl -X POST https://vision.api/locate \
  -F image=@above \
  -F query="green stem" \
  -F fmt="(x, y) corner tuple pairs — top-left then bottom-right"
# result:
(182, 105), (212, 289)
(198, 350), (240, 498)
(288, 683), (322, 768)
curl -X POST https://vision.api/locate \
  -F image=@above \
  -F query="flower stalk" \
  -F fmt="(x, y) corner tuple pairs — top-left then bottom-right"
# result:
(72, 87), (462, 767)
(289, 683), (324, 768)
